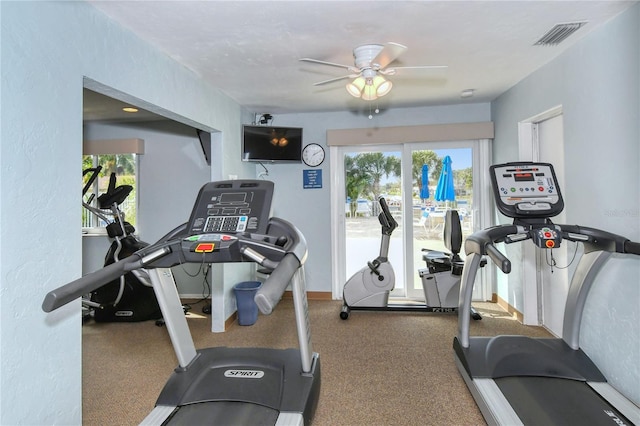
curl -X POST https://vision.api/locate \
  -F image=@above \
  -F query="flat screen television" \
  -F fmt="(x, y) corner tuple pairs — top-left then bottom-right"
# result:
(242, 125), (302, 163)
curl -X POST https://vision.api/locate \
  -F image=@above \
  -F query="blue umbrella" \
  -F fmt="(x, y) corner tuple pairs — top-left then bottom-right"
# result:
(434, 155), (455, 202)
(420, 164), (429, 200)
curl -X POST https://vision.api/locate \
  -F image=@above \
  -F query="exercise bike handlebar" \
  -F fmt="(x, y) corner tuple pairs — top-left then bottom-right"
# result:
(378, 197), (398, 236)
(82, 166), (102, 196)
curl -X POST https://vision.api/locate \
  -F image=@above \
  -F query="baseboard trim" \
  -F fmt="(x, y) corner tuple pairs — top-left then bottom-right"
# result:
(283, 291), (333, 300)
(181, 292), (334, 301)
(495, 294), (524, 323)
(225, 311), (238, 329)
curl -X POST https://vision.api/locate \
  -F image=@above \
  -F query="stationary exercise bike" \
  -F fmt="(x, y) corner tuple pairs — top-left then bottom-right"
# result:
(82, 166), (162, 322)
(340, 197), (481, 320)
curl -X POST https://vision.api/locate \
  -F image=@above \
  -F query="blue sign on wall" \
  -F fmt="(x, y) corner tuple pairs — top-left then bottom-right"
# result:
(303, 169), (322, 189)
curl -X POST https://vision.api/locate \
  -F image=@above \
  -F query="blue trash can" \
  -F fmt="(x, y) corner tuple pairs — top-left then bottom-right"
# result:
(233, 281), (262, 326)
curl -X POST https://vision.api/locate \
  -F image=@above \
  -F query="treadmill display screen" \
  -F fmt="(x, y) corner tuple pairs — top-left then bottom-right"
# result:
(490, 162), (564, 218)
(513, 172), (534, 182)
(186, 180), (274, 235)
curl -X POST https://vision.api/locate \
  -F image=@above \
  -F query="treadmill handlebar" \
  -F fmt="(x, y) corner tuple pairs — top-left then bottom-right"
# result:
(254, 253), (301, 315)
(486, 244), (511, 274)
(464, 223), (640, 279)
(464, 223), (639, 273)
(625, 240), (640, 255)
(43, 216), (309, 315)
(464, 225), (519, 274)
(41, 248), (170, 313)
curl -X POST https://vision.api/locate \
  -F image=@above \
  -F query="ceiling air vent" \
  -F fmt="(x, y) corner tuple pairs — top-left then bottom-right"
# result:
(534, 21), (587, 46)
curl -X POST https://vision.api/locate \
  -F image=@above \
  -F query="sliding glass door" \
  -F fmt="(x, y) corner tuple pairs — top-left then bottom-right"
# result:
(403, 143), (475, 299)
(334, 140), (492, 302)
(343, 146), (406, 296)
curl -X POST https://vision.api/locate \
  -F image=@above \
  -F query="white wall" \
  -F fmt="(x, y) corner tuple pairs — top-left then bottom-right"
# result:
(491, 4), (639, 405)
(261, 103), (491, 292)
(0, 2), (245, 424)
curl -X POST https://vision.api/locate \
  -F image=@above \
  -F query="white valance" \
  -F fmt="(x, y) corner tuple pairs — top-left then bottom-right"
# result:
(327, 122), (493, 146)
(83, 138), (145, 155)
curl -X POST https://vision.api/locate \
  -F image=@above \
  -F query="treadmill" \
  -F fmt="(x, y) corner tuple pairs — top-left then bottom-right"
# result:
(454, 162), (640, 425)
(43, 179), (320, 425)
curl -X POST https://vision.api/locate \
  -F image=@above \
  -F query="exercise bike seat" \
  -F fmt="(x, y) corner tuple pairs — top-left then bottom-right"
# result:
(422, 210), (464, 275)
(443, 210), (462, 260)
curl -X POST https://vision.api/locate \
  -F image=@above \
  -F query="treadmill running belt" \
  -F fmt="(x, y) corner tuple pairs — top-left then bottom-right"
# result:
(496, 377), (632, 425)
(165, 401), (280, 425)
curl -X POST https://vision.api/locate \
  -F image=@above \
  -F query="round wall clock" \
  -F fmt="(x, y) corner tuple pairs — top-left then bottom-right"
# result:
(302, 143), (325, 167)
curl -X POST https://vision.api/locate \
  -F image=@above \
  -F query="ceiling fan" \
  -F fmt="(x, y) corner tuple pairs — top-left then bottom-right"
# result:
(300, 42), (447, 101)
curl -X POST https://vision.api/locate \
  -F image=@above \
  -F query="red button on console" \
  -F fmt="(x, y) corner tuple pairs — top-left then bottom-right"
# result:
(195, 243), (215, 253)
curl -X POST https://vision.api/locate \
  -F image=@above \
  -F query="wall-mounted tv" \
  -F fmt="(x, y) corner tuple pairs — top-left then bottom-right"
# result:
(242, 125), (302, 163)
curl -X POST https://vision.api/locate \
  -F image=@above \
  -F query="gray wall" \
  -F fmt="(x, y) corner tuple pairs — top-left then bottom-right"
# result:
(0, 2), (245, 424)
(491, 4), (639, 405)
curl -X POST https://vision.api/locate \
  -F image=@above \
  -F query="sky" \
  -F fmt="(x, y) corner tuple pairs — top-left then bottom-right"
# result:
(432, 148), (472, 170)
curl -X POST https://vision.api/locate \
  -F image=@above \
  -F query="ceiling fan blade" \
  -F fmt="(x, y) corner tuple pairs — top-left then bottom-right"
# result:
(299, 58), (360, 73)
(313, 74), (359, 86)
(381, 65), (448, 76)
(371, 42), (407, 70)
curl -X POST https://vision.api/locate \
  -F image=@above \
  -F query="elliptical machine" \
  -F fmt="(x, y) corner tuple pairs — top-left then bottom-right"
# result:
(82, 166), (162, 322)
(340, 197), (481, 320)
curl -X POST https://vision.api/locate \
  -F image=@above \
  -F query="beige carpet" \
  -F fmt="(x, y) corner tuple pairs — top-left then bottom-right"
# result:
(82, 300), (551, 425)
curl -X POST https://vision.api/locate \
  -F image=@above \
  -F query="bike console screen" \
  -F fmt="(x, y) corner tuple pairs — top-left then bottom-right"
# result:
(490, 162), (564, 219)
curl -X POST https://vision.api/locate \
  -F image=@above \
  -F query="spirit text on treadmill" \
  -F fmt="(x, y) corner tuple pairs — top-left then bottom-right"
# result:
(224, 370), (265, 378)
(603, 410), (628, 426)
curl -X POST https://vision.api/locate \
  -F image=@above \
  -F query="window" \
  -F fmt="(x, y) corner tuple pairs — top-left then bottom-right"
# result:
(82, 153), (139, 232)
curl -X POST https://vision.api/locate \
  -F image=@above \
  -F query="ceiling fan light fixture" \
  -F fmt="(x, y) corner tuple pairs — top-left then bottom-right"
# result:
(361, 83), (378, 101)
(346, 74), (391, 100)
(346, 77), (366, 97)
(375, 76), (392, 97)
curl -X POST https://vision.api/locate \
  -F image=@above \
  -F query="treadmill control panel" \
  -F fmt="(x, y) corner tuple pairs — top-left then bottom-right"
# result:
(181, 233), (238, 255)
(490, 162), (564, 218)
(204, 215), (248, 233)
(186, 180), (274, 236)
(531, 226), (562, 249)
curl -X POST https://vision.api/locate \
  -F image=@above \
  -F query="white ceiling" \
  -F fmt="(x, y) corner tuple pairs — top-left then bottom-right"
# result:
(86, 0), (635, 120)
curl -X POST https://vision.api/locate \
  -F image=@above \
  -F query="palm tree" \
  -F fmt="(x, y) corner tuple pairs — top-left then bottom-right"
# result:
(344, 155), (371, 216)
(455, 167), (473, 194)
(355, 152), (401, 201)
